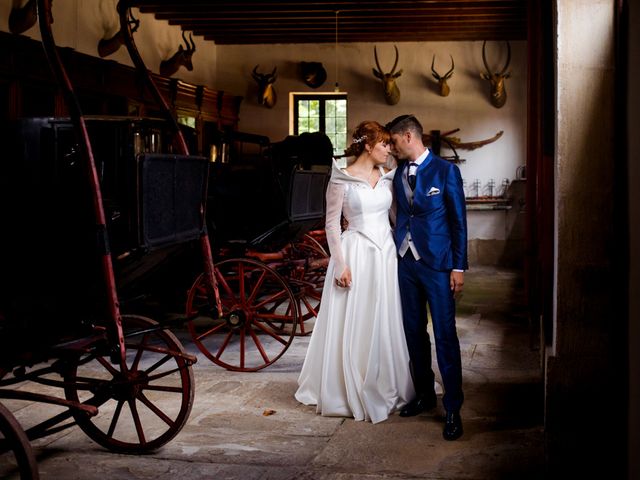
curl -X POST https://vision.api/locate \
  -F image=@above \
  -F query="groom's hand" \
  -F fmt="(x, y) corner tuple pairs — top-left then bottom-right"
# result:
(450, 271), (464, 297)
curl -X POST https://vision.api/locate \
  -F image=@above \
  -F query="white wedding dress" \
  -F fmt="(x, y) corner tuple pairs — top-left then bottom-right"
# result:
(295, 161), (414, 424)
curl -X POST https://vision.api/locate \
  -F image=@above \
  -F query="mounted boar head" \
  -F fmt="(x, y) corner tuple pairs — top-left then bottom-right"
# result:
(300, 61), (327, 89)
(160, 31), (196, 77)
(480, 40), (511, 108)
(431, 54), (455, 97)
(372, 45), (403, 105)
(252, 65), (278, 108)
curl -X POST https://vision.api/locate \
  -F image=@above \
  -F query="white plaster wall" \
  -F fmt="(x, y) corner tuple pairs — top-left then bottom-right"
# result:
(555, 0), (615, 311)
(1, 2), (527, 245)
(468, 211), (512, 241)
(0, 0), (217, 86)
(217, 41), (528, 242)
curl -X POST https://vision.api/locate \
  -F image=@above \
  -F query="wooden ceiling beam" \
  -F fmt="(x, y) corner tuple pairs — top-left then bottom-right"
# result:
(149, 8), (525, 20)
(165, 15), (525, 25)
(185, 22), (524, 34)
(176, 19), (523, 27)
(134, 0), (523, 8)
(128, 0), (527, 45)
(203, 31), (526, 44)
(206, 36), (523, 45)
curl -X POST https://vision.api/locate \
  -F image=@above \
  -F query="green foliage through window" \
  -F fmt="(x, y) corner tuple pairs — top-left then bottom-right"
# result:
(294, 94), (347, 156)
(178, 115), (196, 129)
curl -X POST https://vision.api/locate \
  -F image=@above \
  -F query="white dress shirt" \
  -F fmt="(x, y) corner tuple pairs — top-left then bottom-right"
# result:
(398, 149), (429, 260)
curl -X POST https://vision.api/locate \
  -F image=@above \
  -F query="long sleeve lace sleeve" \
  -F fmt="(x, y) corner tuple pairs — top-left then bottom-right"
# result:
(324, 181), (347, 279)
(389, 183), (397, 227)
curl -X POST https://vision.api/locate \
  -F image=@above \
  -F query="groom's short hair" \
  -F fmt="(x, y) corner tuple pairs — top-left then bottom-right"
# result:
(385, 114), (423, 136)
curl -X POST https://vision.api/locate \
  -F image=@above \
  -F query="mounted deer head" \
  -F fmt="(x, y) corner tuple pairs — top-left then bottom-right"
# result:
(431, 54), (455, 97)
(98, 9), (139, 58)
(480, 40), (511, 108)
(372, 45), (403, 105)
(159, 31), (196, 77)
(9, 0), (37, 34)
(252, 65), (278, 108)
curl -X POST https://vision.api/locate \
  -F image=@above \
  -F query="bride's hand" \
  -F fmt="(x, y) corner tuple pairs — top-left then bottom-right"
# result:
(335, 267), (352, 288)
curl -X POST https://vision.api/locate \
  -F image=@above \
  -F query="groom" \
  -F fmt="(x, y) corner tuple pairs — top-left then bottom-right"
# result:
(386, 114), (468, 441)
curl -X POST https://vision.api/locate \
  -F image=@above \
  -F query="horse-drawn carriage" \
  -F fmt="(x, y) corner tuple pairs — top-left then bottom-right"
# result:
(0, 115), (207, 480)
(185, 129), (332, 372)
(0, 1), (332, 477)
(0, 1), (211, 476)
(0, 106), (332, 480)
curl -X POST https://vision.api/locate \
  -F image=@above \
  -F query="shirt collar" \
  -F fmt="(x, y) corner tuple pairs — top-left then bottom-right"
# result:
(414, 148), (430, 166)
(407, 148), (430, 173)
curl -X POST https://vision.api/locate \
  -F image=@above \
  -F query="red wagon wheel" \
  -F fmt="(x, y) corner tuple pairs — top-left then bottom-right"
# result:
(287, 235), (329, 335)
(0, 402), (39, 480)
(63, 315), (195, 454)
(186, 258), (299, 371)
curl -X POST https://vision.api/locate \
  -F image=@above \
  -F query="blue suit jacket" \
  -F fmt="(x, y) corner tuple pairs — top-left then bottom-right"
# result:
(393, 152), (468, 271)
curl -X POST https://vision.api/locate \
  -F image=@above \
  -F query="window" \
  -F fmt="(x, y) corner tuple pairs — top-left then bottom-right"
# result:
(177, 114), (196, 129)
(293, 94), (347, 156)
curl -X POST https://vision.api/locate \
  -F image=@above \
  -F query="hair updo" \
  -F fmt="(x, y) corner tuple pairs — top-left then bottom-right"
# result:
(343, 121), (391, 158)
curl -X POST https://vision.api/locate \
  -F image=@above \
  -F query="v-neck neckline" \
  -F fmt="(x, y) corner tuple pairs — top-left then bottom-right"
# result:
(342, 166), (385, 189)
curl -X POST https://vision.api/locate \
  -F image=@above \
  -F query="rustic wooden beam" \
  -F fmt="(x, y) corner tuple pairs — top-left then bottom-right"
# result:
(128, 0), (527, 44)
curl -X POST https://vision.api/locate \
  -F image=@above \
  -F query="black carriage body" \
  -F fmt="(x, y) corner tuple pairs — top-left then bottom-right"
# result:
(0, 117), (208, 351)
(207, 131), (332, 252)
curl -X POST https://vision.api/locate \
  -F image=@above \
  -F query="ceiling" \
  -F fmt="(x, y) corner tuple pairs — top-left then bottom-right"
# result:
(132, 0), (528, 45)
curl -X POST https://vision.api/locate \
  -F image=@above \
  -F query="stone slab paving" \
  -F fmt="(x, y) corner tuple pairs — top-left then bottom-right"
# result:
(1, 266), (545, 479)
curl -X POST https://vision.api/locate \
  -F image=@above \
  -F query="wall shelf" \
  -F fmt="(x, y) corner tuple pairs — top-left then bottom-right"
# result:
(466, 198), (512, 211)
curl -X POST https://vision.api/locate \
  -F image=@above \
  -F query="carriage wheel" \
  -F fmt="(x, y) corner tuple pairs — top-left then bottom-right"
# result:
(63, 315), (195, 454)
(304, 230), (329, 256)
(0, 402), (39, 480)
(187, 258), (298, 371)
(287, 236), (328, 335)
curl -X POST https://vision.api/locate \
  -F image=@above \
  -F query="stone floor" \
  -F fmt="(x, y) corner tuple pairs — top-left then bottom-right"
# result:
(1, 266), (545, 479)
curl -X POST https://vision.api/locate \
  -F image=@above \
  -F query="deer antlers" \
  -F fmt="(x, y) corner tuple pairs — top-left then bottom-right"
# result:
(431, 54), (455, 97)
(480, 41), (511, 108)
(252, 65), (278, 108)
(160, 30), (197, 77)
(373, 45), (403, 105)
(98, 9), (139, 58)
(9, 0), (38, 34)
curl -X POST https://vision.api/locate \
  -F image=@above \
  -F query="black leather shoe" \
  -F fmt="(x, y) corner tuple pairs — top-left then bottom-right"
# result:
(399, 394), (437, 417)
(443, 411), (463, 440)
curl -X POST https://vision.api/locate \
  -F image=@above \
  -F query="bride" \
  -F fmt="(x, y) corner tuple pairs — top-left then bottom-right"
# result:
(295, 121), (414, 424)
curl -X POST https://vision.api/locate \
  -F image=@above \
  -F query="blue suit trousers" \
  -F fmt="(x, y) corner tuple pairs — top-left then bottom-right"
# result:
(398, 251), (464, 413)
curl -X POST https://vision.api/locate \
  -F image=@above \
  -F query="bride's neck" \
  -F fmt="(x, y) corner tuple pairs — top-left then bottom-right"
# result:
(352, 155), (377, 172)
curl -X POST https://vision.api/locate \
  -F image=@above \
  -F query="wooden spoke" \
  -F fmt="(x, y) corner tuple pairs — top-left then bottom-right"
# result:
(64, 315), (194, 454)
(187, 259), (298, 371)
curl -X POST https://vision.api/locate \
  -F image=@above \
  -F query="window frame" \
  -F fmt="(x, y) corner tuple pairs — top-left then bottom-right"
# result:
(291, 92), (347, 156)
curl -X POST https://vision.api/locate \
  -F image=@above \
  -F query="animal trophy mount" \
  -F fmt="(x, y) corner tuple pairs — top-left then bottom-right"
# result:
(372, 45), (403, 105)
(423, 128), (504, 163)
(480, 40), (511, 108)
(159, 31), (196, 77)
(300, 61), (327, 89)
(98, 9), (140, 58)
(252, 65), (278, 108)
(9, 0), (37, 34)
(431, 54), (455, 97)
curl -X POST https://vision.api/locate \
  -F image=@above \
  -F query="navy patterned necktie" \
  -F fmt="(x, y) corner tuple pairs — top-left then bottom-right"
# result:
(408, 162), (418, 190)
